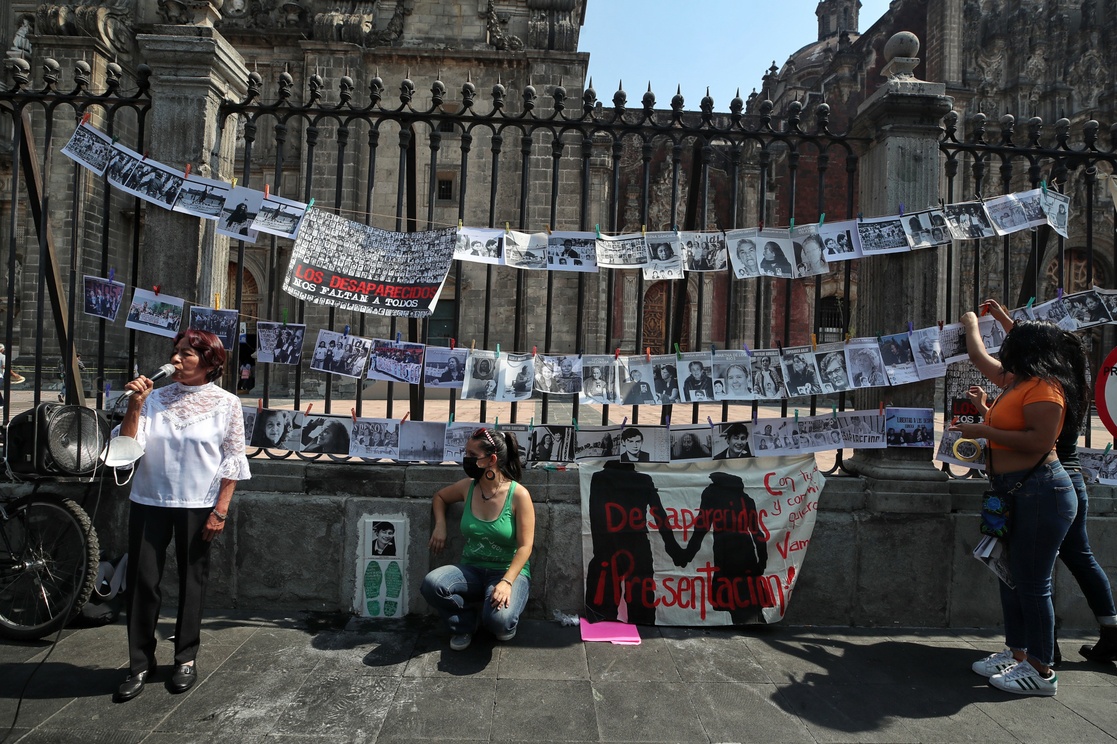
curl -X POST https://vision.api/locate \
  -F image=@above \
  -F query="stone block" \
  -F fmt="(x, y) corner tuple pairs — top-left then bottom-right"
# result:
(947, 514), (1005, 627)
(781, 511), (857, 625)
(855, 515), (952, 626)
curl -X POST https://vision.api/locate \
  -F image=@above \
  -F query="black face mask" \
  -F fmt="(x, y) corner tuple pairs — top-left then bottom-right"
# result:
(462, 455), (485, 480)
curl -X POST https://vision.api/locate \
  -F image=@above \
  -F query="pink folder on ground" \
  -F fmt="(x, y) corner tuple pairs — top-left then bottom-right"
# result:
(579, 618), (642, 645)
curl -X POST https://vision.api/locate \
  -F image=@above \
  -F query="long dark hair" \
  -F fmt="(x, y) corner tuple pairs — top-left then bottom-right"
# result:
(998, 320), (1089, 436)
(471, 427), (523, 481)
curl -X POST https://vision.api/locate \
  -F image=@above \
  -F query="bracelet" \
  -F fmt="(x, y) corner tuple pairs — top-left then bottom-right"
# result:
(499, 578), (513, 587)
(212, 510), (227, 522)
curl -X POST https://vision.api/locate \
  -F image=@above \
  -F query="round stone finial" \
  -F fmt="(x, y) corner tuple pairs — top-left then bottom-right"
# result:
(883, 32), (919, 62)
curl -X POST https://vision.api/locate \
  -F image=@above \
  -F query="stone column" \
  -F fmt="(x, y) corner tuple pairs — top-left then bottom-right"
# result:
(133, 24), (247, 372)
(845, 33), (954, 484)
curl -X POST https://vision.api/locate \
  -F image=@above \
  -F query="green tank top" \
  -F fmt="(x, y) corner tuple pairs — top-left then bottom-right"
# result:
(460, 481), (531, 578)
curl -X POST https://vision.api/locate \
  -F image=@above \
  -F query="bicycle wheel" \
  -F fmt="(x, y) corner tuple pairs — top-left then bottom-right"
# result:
(0, 495), (99, 641)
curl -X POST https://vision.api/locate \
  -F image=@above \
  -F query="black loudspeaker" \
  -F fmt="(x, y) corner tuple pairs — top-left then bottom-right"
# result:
(6, 403), (109, 477)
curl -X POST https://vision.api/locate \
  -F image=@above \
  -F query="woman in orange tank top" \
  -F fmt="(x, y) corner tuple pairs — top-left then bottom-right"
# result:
(951, 310), (1088, 697)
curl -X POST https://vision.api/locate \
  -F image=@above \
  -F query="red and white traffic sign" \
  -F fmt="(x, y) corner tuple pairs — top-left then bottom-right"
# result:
(1095, 346), (1117, 438)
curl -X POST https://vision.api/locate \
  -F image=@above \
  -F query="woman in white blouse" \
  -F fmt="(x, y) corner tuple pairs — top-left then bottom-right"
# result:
(113, 329), (251, 703)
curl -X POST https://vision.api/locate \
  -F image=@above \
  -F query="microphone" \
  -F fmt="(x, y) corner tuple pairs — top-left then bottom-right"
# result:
(121, 363), (176, 399)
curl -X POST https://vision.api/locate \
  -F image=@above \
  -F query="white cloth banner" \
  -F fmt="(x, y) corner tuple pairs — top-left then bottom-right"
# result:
(580, 456), (822, 626)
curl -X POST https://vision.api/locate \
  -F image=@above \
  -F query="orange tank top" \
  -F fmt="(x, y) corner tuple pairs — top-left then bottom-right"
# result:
(985, 377), (1065, 451)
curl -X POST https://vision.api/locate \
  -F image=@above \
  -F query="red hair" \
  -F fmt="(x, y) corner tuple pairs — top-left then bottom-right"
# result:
(172, 328), (226, 382)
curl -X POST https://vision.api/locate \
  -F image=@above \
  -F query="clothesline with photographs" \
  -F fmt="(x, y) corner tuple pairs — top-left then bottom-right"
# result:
(63, 119), (1074, 289)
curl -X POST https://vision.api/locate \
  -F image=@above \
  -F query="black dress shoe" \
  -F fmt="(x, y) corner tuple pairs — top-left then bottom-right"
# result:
(114, 671), (148, 703)
(170, 663), (198, 693)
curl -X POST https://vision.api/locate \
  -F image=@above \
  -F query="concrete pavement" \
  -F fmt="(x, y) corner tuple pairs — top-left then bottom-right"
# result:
(1, 612), (1116, 743)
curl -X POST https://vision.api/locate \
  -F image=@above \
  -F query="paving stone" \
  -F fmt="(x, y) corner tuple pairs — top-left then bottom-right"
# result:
(492, 679), (597, 741)
(584, 634), (682, 683)
(267, 672), (398, 740)
(590, 681), (707, 743)
(376, 677), (496, 741)
(682, 681), (815, 743)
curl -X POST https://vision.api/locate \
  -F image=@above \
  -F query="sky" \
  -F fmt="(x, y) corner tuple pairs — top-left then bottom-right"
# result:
(578, 0), (894, 108)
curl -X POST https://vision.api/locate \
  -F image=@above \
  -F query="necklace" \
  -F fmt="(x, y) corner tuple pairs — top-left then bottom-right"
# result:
(479, 478), (505, 501)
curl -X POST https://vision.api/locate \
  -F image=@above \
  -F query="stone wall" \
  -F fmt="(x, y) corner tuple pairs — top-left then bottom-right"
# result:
(46, 460), (1116, 630)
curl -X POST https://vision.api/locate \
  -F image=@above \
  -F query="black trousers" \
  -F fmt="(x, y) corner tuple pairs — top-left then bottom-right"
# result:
(125, 502), (213, 674)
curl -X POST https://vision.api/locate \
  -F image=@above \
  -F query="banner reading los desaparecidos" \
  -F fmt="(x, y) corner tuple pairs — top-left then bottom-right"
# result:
(580, 456), (822, 626)
(284, 209), (456, 317)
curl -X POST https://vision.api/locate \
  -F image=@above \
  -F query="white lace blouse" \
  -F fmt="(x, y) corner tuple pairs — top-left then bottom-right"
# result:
(113, 382), (251, 508)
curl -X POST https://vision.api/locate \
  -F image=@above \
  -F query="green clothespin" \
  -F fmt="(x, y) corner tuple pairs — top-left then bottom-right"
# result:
(674, 342), (682, 360)
(595, 224), (602, 239)
(494, 417), (499, 430)
(1026, 296), (1036, 308)
(818, 213), (826, 227)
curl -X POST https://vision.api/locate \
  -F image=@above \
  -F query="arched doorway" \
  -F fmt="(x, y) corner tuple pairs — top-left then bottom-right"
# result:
(642, 281), (691, 354)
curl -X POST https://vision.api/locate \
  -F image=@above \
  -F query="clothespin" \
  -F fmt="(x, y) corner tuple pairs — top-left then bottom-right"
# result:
(907, 321), (913, 335)
(153, 284), (160, 296)
(898, 203), (905, 217)
(105, 381), (112, 396)
(980, 302), (989, 316)
(645, 347), (651, 363)
(1041, 180), (1048, 196)
(742, 342), (752, 357)
(776, 340), (784, 353)
(470, 339), (476, 352)
(532, 346), (537, 357)
(938, 320), (944, 331)
(108, 267), (115, 282)
(672, 224), (679, 232)
(308, 198), (315, 209)
(709, 343), (716, 353)
(351, 407), (357, 423)
(257, 399), (263, 412)
(1026, 296), (1036, 308)
(845, 333), (851, 343)
(857, 212), (863, 222)
(281, 308), (288, 326)
(214, 293), (221, 310)
(401, 411), (410, 424)
(495, 344), (501, 358)
(831, 404), (837, 420)
(641, 224), (646, 236)
(80, 112), (91, 125)
(529, 417), (534, 433)
(818, 213), (826, 227)
(665, 415), (671, 429)
(794, 410), (799, 426)
(231, 177), (238, 188)
(343, 324), (350, 337)
(457, 219), (463, 230)
(810, 333), (817, 351)
(493, 417), (500, 430)
(450, 338), (456, 350)
(395, 331), (401, 343)
(614, 347), (620, 359)
(753, 408), (758, 426)
(674, 343), (682, 360)
(758, 220), (765, 231)
(789, 218), (795, 235)
(1105, 442), (1112, 454)
(707, 416), (714, 429)
(449, 413), (454, 424)
(622, 417), (628, 428)
(573, 417), (579, 432)
(264, 184), (270, 199)
(595, 224), (602, 239)
(184, 164), (192, 178)
(305, 403), (313, 415)
(1057, 287), (1064, 300)
(878, 401), (884, 415)
(141, 151), (148, 161)
(505, 222), (511, 235)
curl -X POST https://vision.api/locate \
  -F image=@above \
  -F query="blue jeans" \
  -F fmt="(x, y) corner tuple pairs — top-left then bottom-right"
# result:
(993, 460), (1075, 666)
(420, 564), (530, 636)
(1059, 470), (1117, 619)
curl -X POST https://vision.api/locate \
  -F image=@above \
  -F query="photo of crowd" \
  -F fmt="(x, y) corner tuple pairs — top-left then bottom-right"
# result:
(310, 330), (373, 378)
(61, 122), (115, 176)
(189, 307), (240, 352)
(83, 275), (126, 322)
(173, 174), (231, 220)
(255, 322), (306, 365)
(107, 143), (185, 209)
(367, 339), (425, 384)
(856, 216), (910, 254)
(125, 287), (185, 338)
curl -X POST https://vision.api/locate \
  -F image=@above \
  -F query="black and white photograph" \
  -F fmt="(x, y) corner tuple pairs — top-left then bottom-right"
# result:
(502, 230), (548, 270)
(678, 352), (716, 403)
(499, 353), (536, 402)
(442, 422), (479, 463)
(837, 411), (886, 449)
(845, 338), (888, 389)
(462, 350), (500, 401)
(813, 342), (851, 393)
(1040, 189), (1071, 238)
(454, 226), (505, 266)
(791, 225), (828, 277)
(423, 346), (468, 388)
(755, 231), (796, 278)
(250, 408), (300, 450)
(82, 275), (126, 321)
(125, 287), (185, 338)
(533, 354), (582, 395)
(817, 220), (861, 261)
(902, 210), (954, 250)
(574, 425), (620, 461)
(1099, 287), (1117, 319)
(251, 192), (308, 239)
(725, 229), (761, 279)
(618, 357), (658, 405)
(216, 184), (265, 242)
(680, 231), (728, 272)
(878, 332), (920, 386)
(106, 142), (185, 209)
(256, 322), (306, 365)
(172, 174), (232, 220)
(909, 325), (946, 380)
(977, 314), (1009, 353)
(61, 121), (115, 176)
(856, 216), (910, 255)
(595, 232), (650, 269)
(242, 407), (257, 447)
(642, 231), (685, 281)
(614, 426), (670, 463)
(1031, 297), (1077, 331)
(1079, 448), (1117, 486)
(650, 355), (681, 404)
(669, 425), (714, 462)
(527, 425), (576, 463)
(398, 420), (448, 462)
(1014, 188), (1048, 227)
(939, 321), (968, 364)
(936, 428), (986, 470)
(942, 201), (997, 239)
(781, 345), (823, 396)
(713, 422), (753, 459)
(713, 350), (753, 401)
(885, 406), (935, 447)
(581, 355), (620, 404)
(547, 231), (598, 272)
(289, 413), (353, 454)
(350, 418), (400, 459)
(758, 418), (802, 456)
(984, 193), (1032, 235)
(796, 414), (840, 454)
(750, 349), (787, 399)
(1063, 290), (1112, 328)
(189, 307), (240, 352)
(310, 329), (373, 378)
(366, 338), (425, 384)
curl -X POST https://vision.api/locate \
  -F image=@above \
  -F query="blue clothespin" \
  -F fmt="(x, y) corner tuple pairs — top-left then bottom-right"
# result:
(907, 321), (913, 335)
(396, 331), (401, 343)
(1057, 288), (1063, 300)
(707, 416), (714, 428)
(665, 415), (671, 429)
(709, 343), (716, 353)
(742, 342), (752, 357)
(343, 324), (350, 337)
(105, 381), (112, 396)
(495, 344), (501, 358)
(108, 267), (115, 282)
(898, 203), (905, 217)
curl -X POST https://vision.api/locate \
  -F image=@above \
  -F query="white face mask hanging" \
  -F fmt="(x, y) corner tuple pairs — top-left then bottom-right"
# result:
(100, 436), (145, 486)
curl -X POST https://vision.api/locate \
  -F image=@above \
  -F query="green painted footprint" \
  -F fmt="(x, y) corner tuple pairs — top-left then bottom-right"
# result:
(385, 561), (403, 599)
(363, 560), (383, 616)
(384, 600), (397, 616)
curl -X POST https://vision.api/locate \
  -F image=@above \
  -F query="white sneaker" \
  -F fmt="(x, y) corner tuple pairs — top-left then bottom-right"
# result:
(971, 648), (1018, 678)
(449, 633), (472, 652)
(493, 627), (517, 642)
(989, 660), (1057, 696)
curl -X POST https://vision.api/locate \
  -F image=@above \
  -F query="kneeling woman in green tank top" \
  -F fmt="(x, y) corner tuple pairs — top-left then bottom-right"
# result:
(421, 427), (535, 652)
